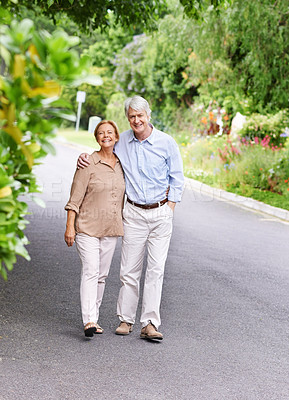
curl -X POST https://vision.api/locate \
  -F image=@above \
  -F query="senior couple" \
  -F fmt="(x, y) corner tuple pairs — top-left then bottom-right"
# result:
(64, 95), (184, 340)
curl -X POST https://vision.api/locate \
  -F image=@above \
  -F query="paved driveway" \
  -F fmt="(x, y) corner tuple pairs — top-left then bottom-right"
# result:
(1, 142), (289, 400)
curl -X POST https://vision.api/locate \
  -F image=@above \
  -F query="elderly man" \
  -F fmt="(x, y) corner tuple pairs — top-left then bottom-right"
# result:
(77, 96), (184, 340)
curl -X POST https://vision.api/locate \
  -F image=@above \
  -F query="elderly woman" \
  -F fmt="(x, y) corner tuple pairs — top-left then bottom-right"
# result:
(64, 120), (125, 337)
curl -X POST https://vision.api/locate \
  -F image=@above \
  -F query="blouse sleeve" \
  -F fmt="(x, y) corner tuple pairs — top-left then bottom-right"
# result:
(65, 165), (91, 214)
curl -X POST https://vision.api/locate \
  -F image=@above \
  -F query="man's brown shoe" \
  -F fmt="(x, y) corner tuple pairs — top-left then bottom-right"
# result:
(115, 322), (133, 335)
(140, 323), (163, 341)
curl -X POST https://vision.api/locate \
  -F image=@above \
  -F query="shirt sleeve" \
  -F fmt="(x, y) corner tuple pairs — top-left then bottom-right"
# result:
(65, 166), (91, 214)
(167, 139), (184, 202)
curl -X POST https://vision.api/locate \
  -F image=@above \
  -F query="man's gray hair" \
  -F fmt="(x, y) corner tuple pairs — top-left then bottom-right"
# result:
(124, 96), (151, 118)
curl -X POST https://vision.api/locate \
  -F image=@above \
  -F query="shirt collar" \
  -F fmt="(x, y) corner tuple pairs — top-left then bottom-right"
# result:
(128, 123), (156, 144)
(91, 151), (101, 164)
(91, 151), (120, 164)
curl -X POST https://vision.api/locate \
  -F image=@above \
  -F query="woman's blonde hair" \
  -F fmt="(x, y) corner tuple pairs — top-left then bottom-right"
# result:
(94, 120), (120, 141)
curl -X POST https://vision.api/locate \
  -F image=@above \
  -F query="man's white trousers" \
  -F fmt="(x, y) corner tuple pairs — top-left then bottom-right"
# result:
(117, 201), (173, 329)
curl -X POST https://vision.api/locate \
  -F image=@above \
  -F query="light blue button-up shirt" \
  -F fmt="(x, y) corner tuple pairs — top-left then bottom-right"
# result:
(114, 125), (184, 204)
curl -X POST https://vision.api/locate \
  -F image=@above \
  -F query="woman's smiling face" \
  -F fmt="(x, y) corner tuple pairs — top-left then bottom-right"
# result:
(96, 123), (117, 149)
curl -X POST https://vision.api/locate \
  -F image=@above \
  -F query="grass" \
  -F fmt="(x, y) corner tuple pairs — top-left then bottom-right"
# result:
(230, 185), (289, 210)
(190, 174), (289, 210)
(56, 127), (99, 149)
(180, 135), (289, 211)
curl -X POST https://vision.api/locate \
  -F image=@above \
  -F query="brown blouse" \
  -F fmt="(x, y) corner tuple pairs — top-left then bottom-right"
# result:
(65, 151), (125, 237)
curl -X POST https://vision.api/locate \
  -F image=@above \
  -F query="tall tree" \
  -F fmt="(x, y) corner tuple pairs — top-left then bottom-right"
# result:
(0, 0), (168, 31)
(1, 0), (230, 31)
(184, 0), (289, 113)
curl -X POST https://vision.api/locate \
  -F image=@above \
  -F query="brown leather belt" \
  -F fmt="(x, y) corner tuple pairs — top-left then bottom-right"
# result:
(127, 198), (168, 210)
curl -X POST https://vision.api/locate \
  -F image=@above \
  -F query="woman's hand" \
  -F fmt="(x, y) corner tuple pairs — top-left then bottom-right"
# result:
(64, 226), (76, 247)
(77, 153), (90, 169)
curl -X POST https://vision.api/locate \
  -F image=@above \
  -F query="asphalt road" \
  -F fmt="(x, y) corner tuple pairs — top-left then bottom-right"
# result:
(1, 141), (289, 400)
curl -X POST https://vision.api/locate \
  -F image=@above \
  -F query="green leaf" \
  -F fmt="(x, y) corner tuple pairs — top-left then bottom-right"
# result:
(15, 240), (31, 260)
(31, 196), (46, 208)
(0, 264), (8, 281)
(38, 138), (56, 155)
(0, 234), (10, 246)
(41, 97), (72, 107)
(0, 198), (15, 212)
(0, 44), (11, 66)
(47, 110), (77, 122)
(0, 173), (12, 189)
(11, 18), (34, 43)
(32, 32), (47, 64)
(71, 75), (103, 87)
(0, 6), (13, 25)
(2, 253), (17, 271)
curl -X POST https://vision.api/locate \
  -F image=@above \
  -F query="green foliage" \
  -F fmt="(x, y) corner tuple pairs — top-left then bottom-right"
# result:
(105, 93), (130, 133)
(238, 110), (289, 146)
(190, 101), (231, 137)
(0, 0), (168, 32)
(16, 5), (101, 53)
(1, 0), (230, 33)
(167, 0), (289, 135)
(121, 0), (287, 134)
(0, 16), (99, 280)
(85, 16), (134, 71)
(112, 11), (197, 127)
(185, 0), (289, 114)
(227, 185), (289, 210)
(224, 0), (289, 112)
(180, 0), (231, 19)
(62, 67), (116, 129)
(181, 135), (289, 209)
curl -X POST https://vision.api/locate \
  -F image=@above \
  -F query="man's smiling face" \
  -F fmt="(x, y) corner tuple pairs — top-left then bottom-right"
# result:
(127, 107), (150, 137)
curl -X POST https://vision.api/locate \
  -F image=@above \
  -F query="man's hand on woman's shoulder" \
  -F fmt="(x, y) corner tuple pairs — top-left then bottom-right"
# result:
(77, 153), (90, 169)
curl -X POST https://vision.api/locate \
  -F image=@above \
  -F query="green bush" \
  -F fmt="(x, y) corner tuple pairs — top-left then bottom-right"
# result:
(61, 67), (116, 129)
(181, 134), (289, 206)
(0, 17), (100, 280)
(239, 110), (289, 146)
(105, 92), (130, 133)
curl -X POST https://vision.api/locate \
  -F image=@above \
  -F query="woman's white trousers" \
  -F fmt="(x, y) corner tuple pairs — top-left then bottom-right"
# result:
(75, 233), (117, 326)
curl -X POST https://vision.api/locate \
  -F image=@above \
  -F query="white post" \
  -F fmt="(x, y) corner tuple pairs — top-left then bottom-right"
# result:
(75, 101), (82, 132)
(75, 91), (86, 132)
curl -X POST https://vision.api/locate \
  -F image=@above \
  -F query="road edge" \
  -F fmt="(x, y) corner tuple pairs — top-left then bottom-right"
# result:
(185, 177), (289, 222)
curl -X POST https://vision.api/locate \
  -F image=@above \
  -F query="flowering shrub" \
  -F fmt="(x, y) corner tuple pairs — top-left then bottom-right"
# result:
(191, 101), (231, 137)
(180, 132), (289, 206)
(217, 139), (241, 164)
(217, 136), (289, 195)
(240, 135), (283, 151)
(238, 110), (289, 146)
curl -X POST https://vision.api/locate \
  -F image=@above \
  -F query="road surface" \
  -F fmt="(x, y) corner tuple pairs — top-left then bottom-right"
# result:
(1, 141), (289, 400)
